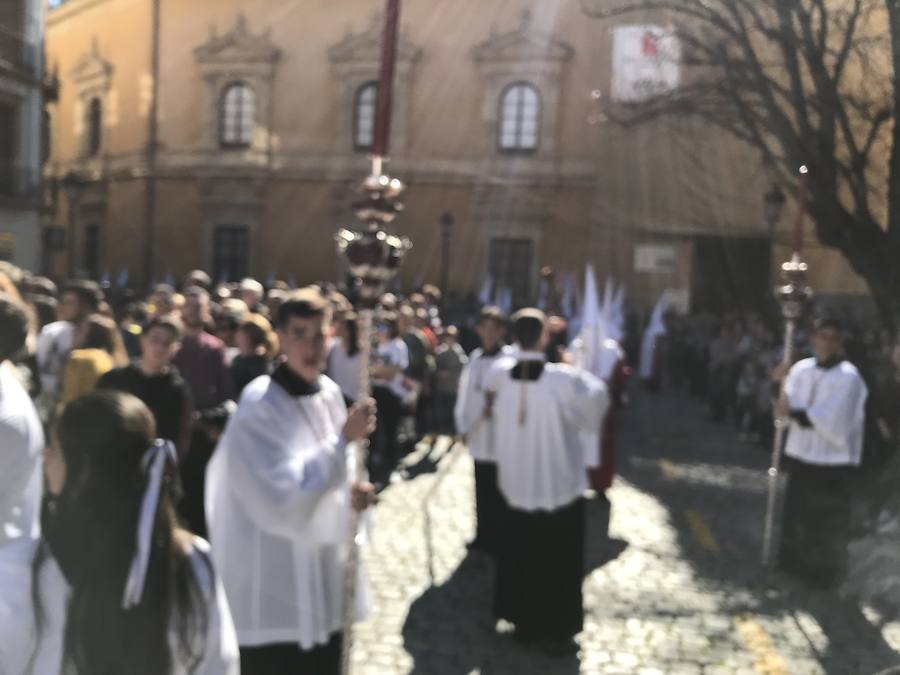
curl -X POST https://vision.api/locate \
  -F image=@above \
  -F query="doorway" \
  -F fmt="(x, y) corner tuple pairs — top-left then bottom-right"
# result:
(691, 236), (771, 314)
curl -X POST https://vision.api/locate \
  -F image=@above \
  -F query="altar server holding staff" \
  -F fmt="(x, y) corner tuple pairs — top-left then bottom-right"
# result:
(205, 289), (376, 675)
(776, 317), (868, 589)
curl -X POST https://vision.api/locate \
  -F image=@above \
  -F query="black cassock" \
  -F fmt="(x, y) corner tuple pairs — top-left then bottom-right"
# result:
(779, 459), (857, 589)
(494, 495), (586, 641)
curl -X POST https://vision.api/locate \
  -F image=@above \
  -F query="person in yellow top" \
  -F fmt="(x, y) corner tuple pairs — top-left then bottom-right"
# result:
(61, 314), (129, 404)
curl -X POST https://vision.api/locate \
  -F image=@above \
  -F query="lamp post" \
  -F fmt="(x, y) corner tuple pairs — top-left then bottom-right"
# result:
(761, 166), (813, 568)
(764, 184), (787, 243)
(763, 184), (787, 296)
(439, 211), (454, 298)
(60, 171), (84, 277)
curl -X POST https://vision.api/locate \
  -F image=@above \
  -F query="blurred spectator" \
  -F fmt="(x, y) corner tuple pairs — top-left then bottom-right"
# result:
(238, 278), (266, 314)
(61, 314), (129, 404)
(432, 326), (467, 435)
(326, 312), (362, 407)
(98, 314), (193, 460)
(231, 314), (279, 396)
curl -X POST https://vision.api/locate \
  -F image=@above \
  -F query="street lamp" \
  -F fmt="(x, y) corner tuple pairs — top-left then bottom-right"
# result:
(764, 184), (787, 286)
(439, 211), (454, 298)
(60, 171), (85, 277)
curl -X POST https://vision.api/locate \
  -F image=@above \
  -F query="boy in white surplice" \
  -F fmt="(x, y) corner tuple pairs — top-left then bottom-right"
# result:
(486, 308), (608, 654)
(206, 289), (376, 675)
(775, 317), (868, 589)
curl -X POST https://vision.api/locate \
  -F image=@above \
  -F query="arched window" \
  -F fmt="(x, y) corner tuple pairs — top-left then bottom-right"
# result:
(220, 82), (256, 148)
(354, 81), (378, 151)
(86, 97), (102, 157)
(498, 82), (540, 153)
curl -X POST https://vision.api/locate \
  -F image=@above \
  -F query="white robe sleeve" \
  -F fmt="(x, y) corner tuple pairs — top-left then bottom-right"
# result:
(805, 373), (868, 451)
(563, 368), (608, 470)
(190, 540), (240, 675)
(565, 369), (609, 434)
(221, 406), (350, 540)
(454, 362), (479, 436)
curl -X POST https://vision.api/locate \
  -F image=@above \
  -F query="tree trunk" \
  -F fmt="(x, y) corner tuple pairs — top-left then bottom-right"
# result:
(886, 0), (900, 252)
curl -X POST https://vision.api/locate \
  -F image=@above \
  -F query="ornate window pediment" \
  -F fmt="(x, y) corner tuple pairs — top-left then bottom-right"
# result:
(328, 13), (422, 154)
(328, 13), (422, 65)
(472, 12), (574, 64)
(472, 11), (574, 158)
(194, 14), (280, 66)
(71, 42), (113, 94)
(194, 14), (279, 153)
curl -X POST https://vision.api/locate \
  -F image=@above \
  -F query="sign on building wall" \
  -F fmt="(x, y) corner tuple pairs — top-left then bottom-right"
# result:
(611, 25), (681, 103)
(634, 244), (676, 274)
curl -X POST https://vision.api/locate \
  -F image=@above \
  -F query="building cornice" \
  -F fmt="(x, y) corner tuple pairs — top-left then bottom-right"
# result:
(47, 0), (116, 27)
(46, 152), (596, 189)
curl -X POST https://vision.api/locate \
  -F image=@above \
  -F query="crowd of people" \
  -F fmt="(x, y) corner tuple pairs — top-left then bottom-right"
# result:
(1, 259), (627, 674)
(1, 255), (897, 673)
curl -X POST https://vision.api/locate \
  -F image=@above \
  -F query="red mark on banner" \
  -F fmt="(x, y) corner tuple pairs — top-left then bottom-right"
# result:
(642, 32), (660, 57)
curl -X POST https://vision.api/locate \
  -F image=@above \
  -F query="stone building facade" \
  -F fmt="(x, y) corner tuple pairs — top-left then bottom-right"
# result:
(43, 0), (865, 310)
(0, 0), (46, 272)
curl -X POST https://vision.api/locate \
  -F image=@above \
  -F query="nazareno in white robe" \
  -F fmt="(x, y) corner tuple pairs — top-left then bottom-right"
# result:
(205, 373), (370, 651)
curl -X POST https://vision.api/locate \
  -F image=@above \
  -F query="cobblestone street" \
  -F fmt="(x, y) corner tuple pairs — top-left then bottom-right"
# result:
(352, 388), (900, 675)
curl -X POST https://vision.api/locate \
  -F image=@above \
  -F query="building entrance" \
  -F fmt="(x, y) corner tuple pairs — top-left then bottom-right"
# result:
(691, 236), (771, 314)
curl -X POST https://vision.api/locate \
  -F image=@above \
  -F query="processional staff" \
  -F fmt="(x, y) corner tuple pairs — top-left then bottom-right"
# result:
(761, 165), (813, 568)
(335, 2), (412, 674)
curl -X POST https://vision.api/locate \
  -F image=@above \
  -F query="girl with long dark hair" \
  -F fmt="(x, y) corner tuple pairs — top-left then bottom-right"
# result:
(27, 390), (238, 674)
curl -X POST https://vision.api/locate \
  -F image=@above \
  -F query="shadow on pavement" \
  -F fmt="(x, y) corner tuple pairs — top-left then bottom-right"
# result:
(621, 385), (900, 674)
(403, 508), (628, 675)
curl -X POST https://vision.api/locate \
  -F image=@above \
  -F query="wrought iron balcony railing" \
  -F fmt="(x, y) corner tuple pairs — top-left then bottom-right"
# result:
(0, 24), (40, 78)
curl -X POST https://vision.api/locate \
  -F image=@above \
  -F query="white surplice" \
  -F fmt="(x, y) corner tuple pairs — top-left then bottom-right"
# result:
(205, 373), (370, 650)
(454, 345), (515, 462)
(784, 358), (868, 466)
(24, 538), (239, 675)
(485, 351), (609, 511)
(0, 362), (45, 675)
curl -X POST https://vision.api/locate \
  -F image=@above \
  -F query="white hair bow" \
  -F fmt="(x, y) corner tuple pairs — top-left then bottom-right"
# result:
(121, 439), (176, 610)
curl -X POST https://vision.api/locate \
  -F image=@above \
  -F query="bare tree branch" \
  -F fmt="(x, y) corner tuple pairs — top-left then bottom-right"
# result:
(582, 0), (900, 326)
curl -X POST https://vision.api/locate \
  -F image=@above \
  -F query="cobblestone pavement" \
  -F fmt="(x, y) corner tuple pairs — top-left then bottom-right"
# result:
(352, 389), (900, 674)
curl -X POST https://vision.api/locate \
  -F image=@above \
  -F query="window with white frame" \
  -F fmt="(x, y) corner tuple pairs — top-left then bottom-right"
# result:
(498, 82), (540, 153)
(354, 81), (377, 151)
(219, 83), (256, 148)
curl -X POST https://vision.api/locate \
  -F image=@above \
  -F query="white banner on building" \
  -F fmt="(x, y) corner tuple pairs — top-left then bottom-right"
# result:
(611, 25), (681, 103)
